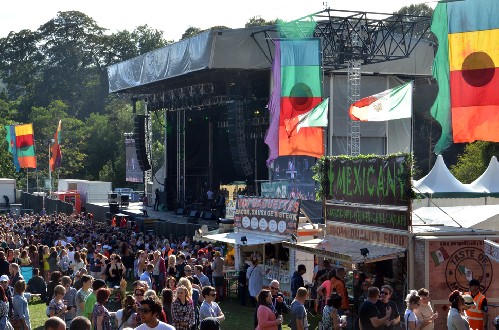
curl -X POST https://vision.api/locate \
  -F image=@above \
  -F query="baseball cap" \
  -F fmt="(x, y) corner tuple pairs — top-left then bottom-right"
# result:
(0, 275), (9, 282)
(469, 279), (480, 287)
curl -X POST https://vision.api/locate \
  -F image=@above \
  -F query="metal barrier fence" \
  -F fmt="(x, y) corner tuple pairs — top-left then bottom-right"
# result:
(20, 192), (74, 215)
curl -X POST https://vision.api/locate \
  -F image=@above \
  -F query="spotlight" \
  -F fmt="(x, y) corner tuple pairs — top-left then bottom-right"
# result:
(241, 236), (247, 245)
(291, 234), (298, 243)
(360, 248), (369, 257)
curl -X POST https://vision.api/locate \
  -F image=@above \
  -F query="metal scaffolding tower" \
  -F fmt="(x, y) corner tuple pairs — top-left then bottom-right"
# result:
(176, 109), (185, 208)
(347, 59), (362, 156)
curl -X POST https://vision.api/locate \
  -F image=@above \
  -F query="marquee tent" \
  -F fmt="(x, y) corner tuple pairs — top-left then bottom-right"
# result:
(468, 156), (499, 195)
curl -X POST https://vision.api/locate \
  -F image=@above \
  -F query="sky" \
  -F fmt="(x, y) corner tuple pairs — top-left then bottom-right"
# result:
(0, 0), (435, 41)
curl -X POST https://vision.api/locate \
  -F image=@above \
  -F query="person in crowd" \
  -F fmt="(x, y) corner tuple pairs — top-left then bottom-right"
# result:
(166, 276), (177, 294)
(46, 271), (63, 307)
(166, 255), (176, 277)
(151, 250), (166, 293)
(179, 277), (200, 326)
(211, 251), (224, 301)
(358, 286), (392, 330)
(26, 268), (47, 302)
(11, 280), (33, 330)
(61, 276), (77, 327)
(59, 249), (70, 275)
(171, 285), (195, 330)
(68, 316), (91, 330)
(200, 317), (220, 330)
(42, 246), (51, 282)
(199, 286), (224, 322)
(161, 288), (174, 325)
(194, 265), (211, 288)
(290, 287), (309, 330)
(135, 297), (175, 330)
(48, 285), (67, 318)
(92, 288), (112, 330)
(329, 267), (349, 315)
(9, 263), (23, 288)
(317, 269), (336, 309)
(415, 288), (438, 330)
(106, 254), (125, 288)
(247, 255), (265, 307)
(48, 248), (59, 277)
(44, 316), (66, 330)
(115, 295), (137, 329)
(376, 284), (401, 330)
(120, 243), (135, 280)
(312, 259), (331, 314)
(75, 275), (93, 317)
(269, 280), (289, 319)
(0, 275), (12, 318)
(19, 250), (31, 267)
(255, 288), (282, 330)
(0, 285), (11, 330)
(405, 290), (436, 330)
(0, 252), (10, 277)
(140, 264), (154, 290)
(84, 279), (106, 322)
(176, 254), (187, 280)
(71, 253), (86, 278)
(290, 264), (306, 299)
(464, 279), (488, 330)
(447, 290), (471, 330)
(323, 293), (347, 330)
(89, 252), (104, 280)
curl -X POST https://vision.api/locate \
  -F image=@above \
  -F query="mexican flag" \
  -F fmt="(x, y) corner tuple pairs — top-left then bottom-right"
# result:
(285, 98), (329, 135)
(430, 247), (450, 266)
(349, 82), (413, 121)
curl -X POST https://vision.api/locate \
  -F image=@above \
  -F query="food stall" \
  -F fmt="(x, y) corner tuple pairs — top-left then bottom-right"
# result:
(199, 196), (321, 299)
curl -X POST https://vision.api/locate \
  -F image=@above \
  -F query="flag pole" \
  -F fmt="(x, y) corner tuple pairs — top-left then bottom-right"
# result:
(48, 139), (52, 196)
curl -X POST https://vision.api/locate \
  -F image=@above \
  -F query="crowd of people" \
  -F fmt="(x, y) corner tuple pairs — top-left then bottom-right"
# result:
(0, 212), (228, 330)
(0, 211), (493, 330)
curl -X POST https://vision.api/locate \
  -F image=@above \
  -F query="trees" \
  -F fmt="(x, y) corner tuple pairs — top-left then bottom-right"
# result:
(450, 142), (499, 183)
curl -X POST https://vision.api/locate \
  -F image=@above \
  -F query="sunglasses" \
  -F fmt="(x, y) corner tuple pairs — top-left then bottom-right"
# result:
(380, 291), (390, 295)
(138, 308), (152, 313)
(135, 292), (144, 296)
(0, 281), (7, 284)
(209, 293), (216, 297)
(270, 287), (279, 290)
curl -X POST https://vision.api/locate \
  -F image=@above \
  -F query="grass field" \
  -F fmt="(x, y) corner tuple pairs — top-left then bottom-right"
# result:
(27, 297), (322, 329)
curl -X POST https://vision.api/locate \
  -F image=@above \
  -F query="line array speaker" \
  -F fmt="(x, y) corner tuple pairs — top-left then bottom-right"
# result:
(134, 115), (151, 171)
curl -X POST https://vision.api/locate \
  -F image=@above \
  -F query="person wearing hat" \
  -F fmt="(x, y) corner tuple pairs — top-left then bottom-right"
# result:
(0, 274), (13, 318)
(464, 279), (488, 330)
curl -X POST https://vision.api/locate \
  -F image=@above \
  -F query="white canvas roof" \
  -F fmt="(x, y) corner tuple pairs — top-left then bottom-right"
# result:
(468, 156), (499, 194)
(413, 155), (480, 196)
(413, 205), (499, 231)
(201, 231), (288, 246)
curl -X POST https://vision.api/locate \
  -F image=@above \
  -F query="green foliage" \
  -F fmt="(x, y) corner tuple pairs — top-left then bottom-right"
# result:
(245, 16), (279, 27)
(181, 26), (203, 40)
(450, 141), (499, 183)
(395, 3), (434, 40)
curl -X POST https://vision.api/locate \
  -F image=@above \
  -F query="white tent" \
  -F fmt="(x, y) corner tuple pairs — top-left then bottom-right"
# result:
(413, 205), (499, 231)
(468, 156), (499, 194)
(413, 155), (480, 196)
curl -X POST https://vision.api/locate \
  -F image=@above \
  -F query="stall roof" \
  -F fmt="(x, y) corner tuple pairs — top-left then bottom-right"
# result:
(201, 231), (288, 246)
(412, 205), (499, 231)
(283, 237), (405, 266)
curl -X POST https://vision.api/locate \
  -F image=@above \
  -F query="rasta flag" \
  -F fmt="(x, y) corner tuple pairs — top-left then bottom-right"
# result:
(431, 0), (499, 153)
(265, 35), (324, 165)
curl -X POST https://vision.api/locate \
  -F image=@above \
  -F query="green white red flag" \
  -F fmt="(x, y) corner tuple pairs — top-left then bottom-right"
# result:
(349, 82), (413, 121)
(285, 98), (329, 135)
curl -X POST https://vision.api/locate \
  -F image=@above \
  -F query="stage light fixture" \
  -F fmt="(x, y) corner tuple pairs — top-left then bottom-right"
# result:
(241, 236), (247, 245)
(360, 248), (369, 257)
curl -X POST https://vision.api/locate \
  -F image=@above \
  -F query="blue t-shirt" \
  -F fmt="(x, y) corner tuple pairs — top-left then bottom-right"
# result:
(290, 300), (308, 330)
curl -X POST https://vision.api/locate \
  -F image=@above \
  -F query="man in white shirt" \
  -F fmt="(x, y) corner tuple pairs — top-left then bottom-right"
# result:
(194, 265), (211, 287)
(199, 286), (225, 322)
(136, 298), (175, 330)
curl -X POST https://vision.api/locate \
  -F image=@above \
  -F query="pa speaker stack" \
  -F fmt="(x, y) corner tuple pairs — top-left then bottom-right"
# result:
(134, 115), (151, 171)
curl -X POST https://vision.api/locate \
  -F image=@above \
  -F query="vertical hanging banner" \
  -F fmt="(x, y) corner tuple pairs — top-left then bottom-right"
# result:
(430, 0), (499, 153)
(14, 124), (37, 169)
(50, 120), (62, 172)
(279, 38), (324, 158)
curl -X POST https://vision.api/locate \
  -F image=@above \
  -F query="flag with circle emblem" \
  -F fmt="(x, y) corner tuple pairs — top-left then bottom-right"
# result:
(278, 38), (323, 157)
(431, 0), (499, 154)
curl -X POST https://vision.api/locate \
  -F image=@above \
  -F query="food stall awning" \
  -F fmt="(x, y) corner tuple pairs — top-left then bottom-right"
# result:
(282, 237), (406, 266)
(201, 231), (288, 246)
